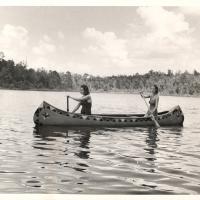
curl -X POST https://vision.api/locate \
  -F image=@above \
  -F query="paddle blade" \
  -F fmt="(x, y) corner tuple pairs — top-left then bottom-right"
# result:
(154, 119), (160, 128)
(151, 115), (160, 128)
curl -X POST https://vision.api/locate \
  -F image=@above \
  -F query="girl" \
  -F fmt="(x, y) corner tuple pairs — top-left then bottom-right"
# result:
(68, 84), (92, 115)
(142, 85), (159, 117)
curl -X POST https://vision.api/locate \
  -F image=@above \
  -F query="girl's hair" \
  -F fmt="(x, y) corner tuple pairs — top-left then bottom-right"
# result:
(154, 84), (159, 94)
(81, 84), (90, 95)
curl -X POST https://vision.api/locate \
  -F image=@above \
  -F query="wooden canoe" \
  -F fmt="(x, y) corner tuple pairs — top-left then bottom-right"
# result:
(33, 101), (184, 127)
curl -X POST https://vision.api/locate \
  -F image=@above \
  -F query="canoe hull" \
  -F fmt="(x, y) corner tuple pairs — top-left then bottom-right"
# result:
(33, 101), (184, 127)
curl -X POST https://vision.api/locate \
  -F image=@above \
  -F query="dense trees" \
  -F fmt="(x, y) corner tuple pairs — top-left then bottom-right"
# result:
(0, 58), (200, 96)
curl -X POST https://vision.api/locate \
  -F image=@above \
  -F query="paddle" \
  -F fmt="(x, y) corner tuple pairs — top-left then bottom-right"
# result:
(139, 92), (160, 128)
(67, 95), (69, 112)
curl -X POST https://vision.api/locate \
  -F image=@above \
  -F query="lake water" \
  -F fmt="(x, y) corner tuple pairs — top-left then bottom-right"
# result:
(0, 89), (200, 194)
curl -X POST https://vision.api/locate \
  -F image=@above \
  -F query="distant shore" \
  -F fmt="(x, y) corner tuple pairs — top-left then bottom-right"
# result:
(1, 58), (200, 99)
(1, 87), (199, 98)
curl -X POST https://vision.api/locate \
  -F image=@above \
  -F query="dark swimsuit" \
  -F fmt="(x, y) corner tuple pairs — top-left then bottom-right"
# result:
(80, 100), (92, 115)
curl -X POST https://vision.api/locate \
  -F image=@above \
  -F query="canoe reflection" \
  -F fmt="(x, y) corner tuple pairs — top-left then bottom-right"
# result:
(33, 126), (101, 160)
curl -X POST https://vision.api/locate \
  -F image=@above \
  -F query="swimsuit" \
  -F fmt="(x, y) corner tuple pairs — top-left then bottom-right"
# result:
(80, 100), (92, 115)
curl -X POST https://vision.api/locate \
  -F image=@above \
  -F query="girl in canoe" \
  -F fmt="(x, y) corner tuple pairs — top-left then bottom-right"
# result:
(141, 84), (159, 117)
(68, 84), (92, 115)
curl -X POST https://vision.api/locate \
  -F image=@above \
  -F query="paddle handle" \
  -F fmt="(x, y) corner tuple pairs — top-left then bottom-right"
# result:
(67, 96), (69, 112)
(141, 94), (149, 108)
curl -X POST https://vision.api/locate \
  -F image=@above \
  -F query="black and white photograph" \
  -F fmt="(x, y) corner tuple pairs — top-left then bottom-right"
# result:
(0, 1), (200, 198)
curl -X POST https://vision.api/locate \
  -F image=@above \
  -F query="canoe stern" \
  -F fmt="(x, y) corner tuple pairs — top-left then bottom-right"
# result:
(157, 105), (184, 126)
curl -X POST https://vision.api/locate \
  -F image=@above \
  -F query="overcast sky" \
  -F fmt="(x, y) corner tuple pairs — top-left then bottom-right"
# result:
(0, 6), (200, 75)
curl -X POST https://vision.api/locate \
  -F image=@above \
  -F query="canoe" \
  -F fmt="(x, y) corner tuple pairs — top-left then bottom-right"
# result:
(33, 101), (184, 127)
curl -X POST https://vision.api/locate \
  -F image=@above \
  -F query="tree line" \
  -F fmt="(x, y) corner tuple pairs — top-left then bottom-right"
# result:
(0, 58), (200, 95)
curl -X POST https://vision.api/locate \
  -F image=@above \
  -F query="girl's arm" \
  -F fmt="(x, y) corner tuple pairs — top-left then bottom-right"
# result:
(141, 94), (150, 98)
(69, 95), (90, 102)
(72, 102), (81, 113)
(140, 91), (150, 98)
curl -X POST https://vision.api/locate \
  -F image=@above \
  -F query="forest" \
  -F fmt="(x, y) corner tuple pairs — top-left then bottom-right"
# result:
(0, 58), (200, 96)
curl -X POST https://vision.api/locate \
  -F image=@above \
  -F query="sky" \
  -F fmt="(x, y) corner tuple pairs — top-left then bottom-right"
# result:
(0, 5), (200, 76)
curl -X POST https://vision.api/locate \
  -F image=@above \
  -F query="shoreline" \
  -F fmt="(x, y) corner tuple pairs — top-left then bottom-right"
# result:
(0, 87), (200, 98)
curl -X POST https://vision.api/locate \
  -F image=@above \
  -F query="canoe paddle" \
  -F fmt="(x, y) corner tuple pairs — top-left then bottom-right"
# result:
(139, 92), (160, 128)
(67, 95), (69, 112)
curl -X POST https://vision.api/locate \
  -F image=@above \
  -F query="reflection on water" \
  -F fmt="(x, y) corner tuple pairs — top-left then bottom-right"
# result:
(33, 126), (68, 140)
(33, 126), (94, 159)
(30, 125), (195, 194)
(145, 127), (159, 159)
(0, 124), (199, 194)
(73, 129), (91, 159)
(33, 126), (97, 178)
(144, 127), (183, 174)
